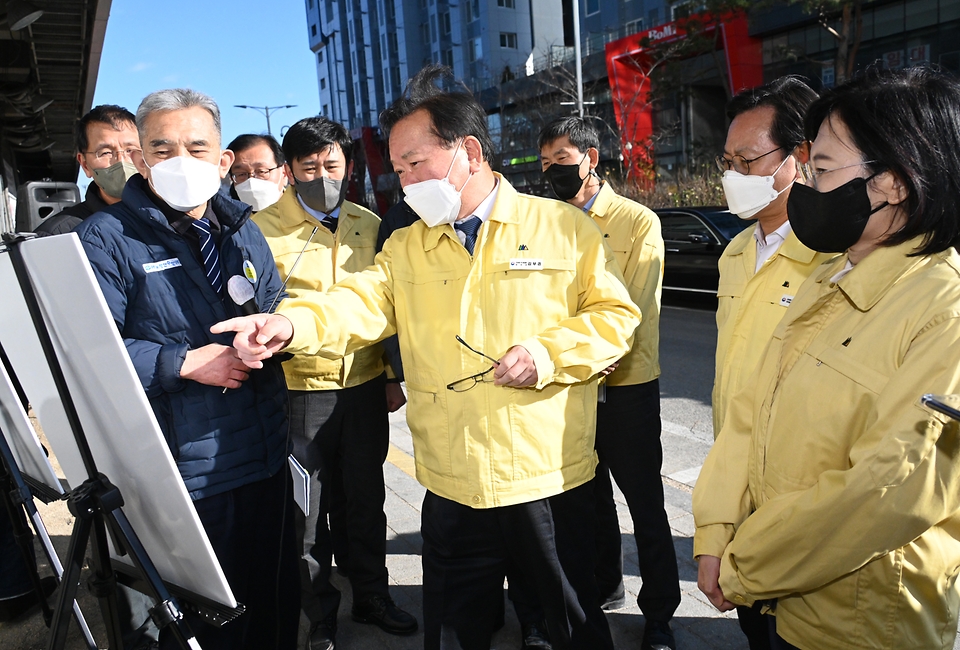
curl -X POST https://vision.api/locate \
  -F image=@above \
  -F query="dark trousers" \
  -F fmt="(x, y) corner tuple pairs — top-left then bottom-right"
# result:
(421, 483), (613, 650)
(594, 379), (681, 622)
(0, 503), (33, 599)
(160, 467), (300, 650)
(289, 375), (390, 624)
(738, 603), (801, 650)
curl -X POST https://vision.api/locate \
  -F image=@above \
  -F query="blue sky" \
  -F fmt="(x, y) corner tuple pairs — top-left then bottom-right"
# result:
(81, 0), (320, 187)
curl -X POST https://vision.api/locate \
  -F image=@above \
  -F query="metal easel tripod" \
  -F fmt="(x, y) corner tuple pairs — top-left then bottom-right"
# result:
(2, 233), (202, 650)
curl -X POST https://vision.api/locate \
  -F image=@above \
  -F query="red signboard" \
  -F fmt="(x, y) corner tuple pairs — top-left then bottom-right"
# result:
(604, 13), (762, 183)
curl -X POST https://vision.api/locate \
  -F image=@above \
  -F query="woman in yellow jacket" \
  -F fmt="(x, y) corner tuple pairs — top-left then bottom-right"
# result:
(694, 67), (960, 650)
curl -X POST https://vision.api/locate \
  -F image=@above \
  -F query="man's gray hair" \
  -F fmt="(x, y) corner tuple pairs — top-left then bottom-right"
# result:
(135, 88), (221, 140)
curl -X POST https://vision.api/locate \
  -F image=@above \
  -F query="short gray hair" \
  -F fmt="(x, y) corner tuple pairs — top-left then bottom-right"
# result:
(135, 88), (221, 142)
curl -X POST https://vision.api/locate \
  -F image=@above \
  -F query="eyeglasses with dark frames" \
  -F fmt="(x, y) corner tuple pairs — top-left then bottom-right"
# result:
(446, 335), (500, 392)
(715, 147), (783, 175)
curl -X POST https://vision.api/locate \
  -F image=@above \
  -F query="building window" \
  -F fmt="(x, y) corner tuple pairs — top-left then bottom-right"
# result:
(500, 32), (517, 49)
(421, 23), (430, 44)
(431, 14), (438, 42)
(585, 0), (599, 16)
(317, 50), (324, 64)
(442, 48), (454, 67)
(309, 0), (314, 8)
(311, 24), (318, 37)
(648, 8), (659, 26)
(391, 67), (401, 89)
(441, 11), (451, 35)
(626, 19), (643, 34)
(322, 104), (328, 116)
(468, 37), (482, 62)
(469, 0), (480, 22)
(389, 32), (398, 54)
(497, 0), (515, 7)
(320, 78), (327, 90)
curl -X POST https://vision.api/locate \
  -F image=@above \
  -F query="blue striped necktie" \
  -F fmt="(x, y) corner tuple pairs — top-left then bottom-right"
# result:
(192, 217), (222, 294)
(454, 216), (482, 255)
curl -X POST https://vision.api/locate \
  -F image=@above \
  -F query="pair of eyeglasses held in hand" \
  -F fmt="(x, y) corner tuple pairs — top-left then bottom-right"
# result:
(446, 335), (500, 392)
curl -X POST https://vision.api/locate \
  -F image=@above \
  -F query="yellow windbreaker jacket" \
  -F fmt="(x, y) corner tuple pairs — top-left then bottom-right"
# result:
(253, 187), (385, 391)
(586, 182), (663, 387)
(694, 238), (960, 650)
(278, 175), (641, 508)
(713, 224), (831, 436)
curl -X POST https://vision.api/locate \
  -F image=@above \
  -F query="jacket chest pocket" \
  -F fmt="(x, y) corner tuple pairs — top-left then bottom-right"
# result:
(764, 348), (887, 489)
(486, 258), (577, 324)
(392, 267), (463, 348)
(717, 276), (744, 300)
(610, 248), (630, 273)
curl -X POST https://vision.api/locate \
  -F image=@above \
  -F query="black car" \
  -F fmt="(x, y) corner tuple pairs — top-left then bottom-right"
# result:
(654, 207), (750, 294)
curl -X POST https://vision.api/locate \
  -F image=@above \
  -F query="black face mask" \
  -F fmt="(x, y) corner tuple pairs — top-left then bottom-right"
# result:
(294, 175), (348, 214)
(787, 174), (888, 253)
(544, 154), (588, 201)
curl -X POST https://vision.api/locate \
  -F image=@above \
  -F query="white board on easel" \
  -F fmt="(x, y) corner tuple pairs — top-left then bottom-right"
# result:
(0, 234), (236, 609)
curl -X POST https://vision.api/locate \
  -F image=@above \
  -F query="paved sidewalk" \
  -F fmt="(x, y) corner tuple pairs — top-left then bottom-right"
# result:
(327, 406), (747, 650)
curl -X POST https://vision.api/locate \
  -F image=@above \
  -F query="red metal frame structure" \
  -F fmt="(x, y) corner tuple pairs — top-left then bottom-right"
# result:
(604, 12), (763, 183)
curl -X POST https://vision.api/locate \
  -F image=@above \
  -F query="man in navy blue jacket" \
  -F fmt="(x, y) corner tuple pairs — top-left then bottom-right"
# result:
(75, 88), (298, 650)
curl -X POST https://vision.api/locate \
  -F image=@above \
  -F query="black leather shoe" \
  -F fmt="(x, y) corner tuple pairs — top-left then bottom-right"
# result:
(0, 576), (57, 623)
(642, 619), (676, 650)
(521, 621), (553, 649)
(306, 618), (337, 650)
(351, 595), (418, 635)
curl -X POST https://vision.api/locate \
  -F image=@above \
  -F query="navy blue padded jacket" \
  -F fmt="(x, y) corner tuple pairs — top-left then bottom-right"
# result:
(76, 175), (288, 500)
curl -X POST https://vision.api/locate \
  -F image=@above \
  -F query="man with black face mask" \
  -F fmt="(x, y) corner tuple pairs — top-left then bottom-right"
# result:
(538, 116), (678, 650)
(252, 116), (415, 650)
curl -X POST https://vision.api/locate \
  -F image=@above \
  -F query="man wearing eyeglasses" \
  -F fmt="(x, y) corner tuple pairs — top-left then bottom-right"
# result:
(708, 77), (832, 649)
(226, 133), (287, 212)
(35, 104), (141, 236)
(251, 116), (415, 650)
(213, 65), (641, 650)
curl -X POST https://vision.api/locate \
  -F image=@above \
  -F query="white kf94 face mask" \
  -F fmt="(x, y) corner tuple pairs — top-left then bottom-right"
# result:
(721, 154), (794, 220)
(402, 139), (473, 227)
(235, 177), (283, 212)
(145, 155), (223, 212)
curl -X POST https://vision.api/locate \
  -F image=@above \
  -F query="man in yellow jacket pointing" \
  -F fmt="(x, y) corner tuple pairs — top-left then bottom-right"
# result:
(213, 64), (640, 650)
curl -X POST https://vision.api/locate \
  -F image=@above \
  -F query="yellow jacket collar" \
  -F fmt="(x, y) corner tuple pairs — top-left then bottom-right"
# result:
(822, 237), (932, 311)
(585, 181), (615, 219)
(726, 222), (819, 265)
(422, 172), (518, 252)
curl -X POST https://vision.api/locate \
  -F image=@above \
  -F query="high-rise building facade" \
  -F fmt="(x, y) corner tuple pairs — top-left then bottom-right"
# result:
(305, 0), (568, 131)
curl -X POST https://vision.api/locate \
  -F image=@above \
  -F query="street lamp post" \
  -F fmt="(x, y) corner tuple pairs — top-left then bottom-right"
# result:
(234, 104), (297, 136)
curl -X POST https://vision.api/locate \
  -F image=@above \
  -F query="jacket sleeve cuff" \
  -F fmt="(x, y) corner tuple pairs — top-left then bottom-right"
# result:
(693, 523), (736, 559)
(516, 338), (555, 389)
(160, 343), (188, 393)
(279, 306), (319, 356)
(720, 548), (753, 607)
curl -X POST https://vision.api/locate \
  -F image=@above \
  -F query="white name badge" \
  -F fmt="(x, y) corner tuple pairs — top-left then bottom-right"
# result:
(142, 258), (182, 274)
(509, 258), (543, 270)
(779, 294), (794, 307)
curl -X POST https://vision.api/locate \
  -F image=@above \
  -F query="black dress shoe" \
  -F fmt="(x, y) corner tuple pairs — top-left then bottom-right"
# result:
(351, 595), (418, 636)
(0, 576), (57, 623)
(641, 619), (676, 650)
(521, 621), (552, 649)
(306, 617), (337, 650)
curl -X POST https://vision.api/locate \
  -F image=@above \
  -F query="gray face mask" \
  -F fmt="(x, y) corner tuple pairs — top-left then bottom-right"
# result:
(293, 175), (347, 214)
(92, 161), (139, 199)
